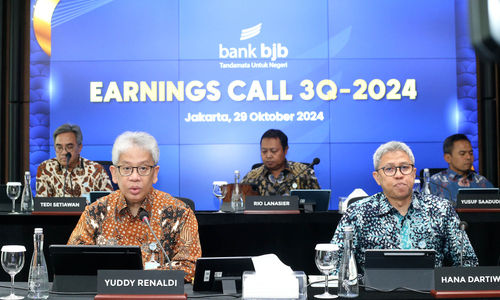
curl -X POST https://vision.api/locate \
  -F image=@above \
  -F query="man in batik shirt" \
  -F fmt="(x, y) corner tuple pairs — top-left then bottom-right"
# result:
(36, 123), (113, 197)
(242, 129), (320, 195)
(331, 141), (478, 274)
(68, 131), (201, 282)
(430, 134), (494, 203)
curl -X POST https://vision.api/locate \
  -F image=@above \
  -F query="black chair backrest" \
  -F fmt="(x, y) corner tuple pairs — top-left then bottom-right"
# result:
(419, 168), (447, 179)
(95, 160), (118, 191)
(176, 197), (195, 211)
(419, 168), (447, 188)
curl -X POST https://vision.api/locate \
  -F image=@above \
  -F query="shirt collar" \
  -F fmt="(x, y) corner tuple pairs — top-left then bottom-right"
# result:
(117, 188), (155, 216)
(56, 156), (84, 171)
(262, 160), (291, 176)
(376, 192), (423, 216)
(446, 168), (475, 181)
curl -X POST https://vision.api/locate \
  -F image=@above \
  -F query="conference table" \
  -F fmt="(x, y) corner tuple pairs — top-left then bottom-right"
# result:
(0, 209), (499, 299)
(0, 282), (493, 300)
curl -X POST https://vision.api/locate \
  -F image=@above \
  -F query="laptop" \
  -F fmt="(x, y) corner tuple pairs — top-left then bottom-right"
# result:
(193, 256), (254, 293)
(364, 249), (435, 292)
(49, 245), (143, 292)
(89, 191), (112, 203)
(290, 189), (331, 211)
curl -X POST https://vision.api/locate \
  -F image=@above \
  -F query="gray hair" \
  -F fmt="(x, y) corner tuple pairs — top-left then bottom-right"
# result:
(373, 141), (415, 170)
(112, 131), (160, 165)
(53, 123), (83, 145)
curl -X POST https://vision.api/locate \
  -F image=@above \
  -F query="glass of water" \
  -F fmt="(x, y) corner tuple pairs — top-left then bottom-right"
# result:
(6, 182), (22, 214)
(1, 245), (26, 300)
(212, 181), (228, 213)
(314, 243), (339, 299)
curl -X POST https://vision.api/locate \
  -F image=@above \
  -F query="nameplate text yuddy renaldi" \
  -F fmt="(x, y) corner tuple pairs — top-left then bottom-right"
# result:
(97, 270), (184, 295)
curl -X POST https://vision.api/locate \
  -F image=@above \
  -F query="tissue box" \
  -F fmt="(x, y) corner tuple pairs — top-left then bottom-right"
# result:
(242, 271), (307, 300)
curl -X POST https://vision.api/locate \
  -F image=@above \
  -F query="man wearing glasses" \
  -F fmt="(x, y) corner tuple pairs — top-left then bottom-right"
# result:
(68, 131), (201, 282)
(36, 123), (113, 197)
(331, 141), (477, 274)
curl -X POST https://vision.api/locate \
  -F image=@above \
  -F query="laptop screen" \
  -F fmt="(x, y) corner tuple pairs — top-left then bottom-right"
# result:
(49, 245), (143, 292)
(364, 249), (435, 291)
(89, 191), (112, 203)
(290, 189), (331, 211)
(193, 256), (254, 293)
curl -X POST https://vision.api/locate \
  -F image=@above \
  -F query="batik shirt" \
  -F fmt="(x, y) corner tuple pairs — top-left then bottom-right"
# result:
(331, 192), (478, 274)
(67, 188), (202, 282)
(241, 161), (320, 196)
(36, 157), (113, 197)
(430, 168), (494, 203)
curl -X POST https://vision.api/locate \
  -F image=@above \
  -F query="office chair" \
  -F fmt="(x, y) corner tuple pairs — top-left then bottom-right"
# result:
(95, 160), (118, 191)
(419, 168), (447, 178)
(175, 197), (196, 211)
(419, 168), (447, 188)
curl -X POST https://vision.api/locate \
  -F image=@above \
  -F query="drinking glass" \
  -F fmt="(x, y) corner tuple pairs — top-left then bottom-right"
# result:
(6, 182), (22, 214)
(338, 197), (347, 214)
(314, 243), (339, 299)
(212, 181), (228, 213)
(1, 245), (26, 300)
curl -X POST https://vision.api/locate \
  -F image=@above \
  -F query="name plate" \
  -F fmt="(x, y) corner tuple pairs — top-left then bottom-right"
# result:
(245, 195), (299, 211)
(34, 197), (87, 212)
(435, 267), (500, 291)
(456, 188), (500, 210)
(97, 270), (184, 295)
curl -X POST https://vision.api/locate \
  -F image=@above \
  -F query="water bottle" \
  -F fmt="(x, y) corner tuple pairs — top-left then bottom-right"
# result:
(231, 170), (244, 212)
(28, 228), (49, 299)
(421, 168), (431, 195)
(21, 171), (34, 212)
(413, 178), (421, 193)
(338, 226), (359, 298)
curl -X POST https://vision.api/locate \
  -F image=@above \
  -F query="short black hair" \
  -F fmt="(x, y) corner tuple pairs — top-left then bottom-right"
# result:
(443, 133), (470, 154)
(260, 129), (288, 150)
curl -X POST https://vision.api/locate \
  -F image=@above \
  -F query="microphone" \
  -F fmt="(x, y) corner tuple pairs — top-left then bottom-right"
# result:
(459, 220), (468, 267)
(459, 220), (468, 231)
(62, 152), (72, 196)
(138, 210), (172, 270)
(291, 157), (320, 190)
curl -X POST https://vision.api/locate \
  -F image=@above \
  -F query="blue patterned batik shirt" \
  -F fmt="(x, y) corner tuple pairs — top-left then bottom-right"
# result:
(429, 168), (494, 203)
(330, 192), (478, 274)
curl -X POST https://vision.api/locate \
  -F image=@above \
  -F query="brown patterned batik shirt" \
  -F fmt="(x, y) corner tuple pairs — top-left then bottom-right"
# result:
(241, 161), (320, 196)
(36, 157), (113, 197)
(67, 188), (202, 282)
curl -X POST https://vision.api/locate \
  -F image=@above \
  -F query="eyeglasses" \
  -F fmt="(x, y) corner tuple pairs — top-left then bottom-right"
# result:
(55, 144), (75, 153)
(116, 165), (155, 176)
(377, 164), (414, 177)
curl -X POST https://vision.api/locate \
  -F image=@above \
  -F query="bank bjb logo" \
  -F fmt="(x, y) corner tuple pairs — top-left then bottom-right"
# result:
(218, 23), (288, 61)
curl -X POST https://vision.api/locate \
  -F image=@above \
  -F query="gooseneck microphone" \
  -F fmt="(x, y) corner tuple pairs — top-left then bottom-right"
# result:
(62, 152), (72, 196)
(290, 157), (320, 190)
(138, 210), (172, 270)
(459, 220), (468, 267)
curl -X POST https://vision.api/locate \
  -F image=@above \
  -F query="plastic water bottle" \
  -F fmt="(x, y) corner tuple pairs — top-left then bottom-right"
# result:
(231, 170), (244, 212)
(338, 226), (359, 298)
(21, 171), (34, 212)
(421, 168), (431, 195)
(28, 228), (49, 299)
(413, 178), (421, 193)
